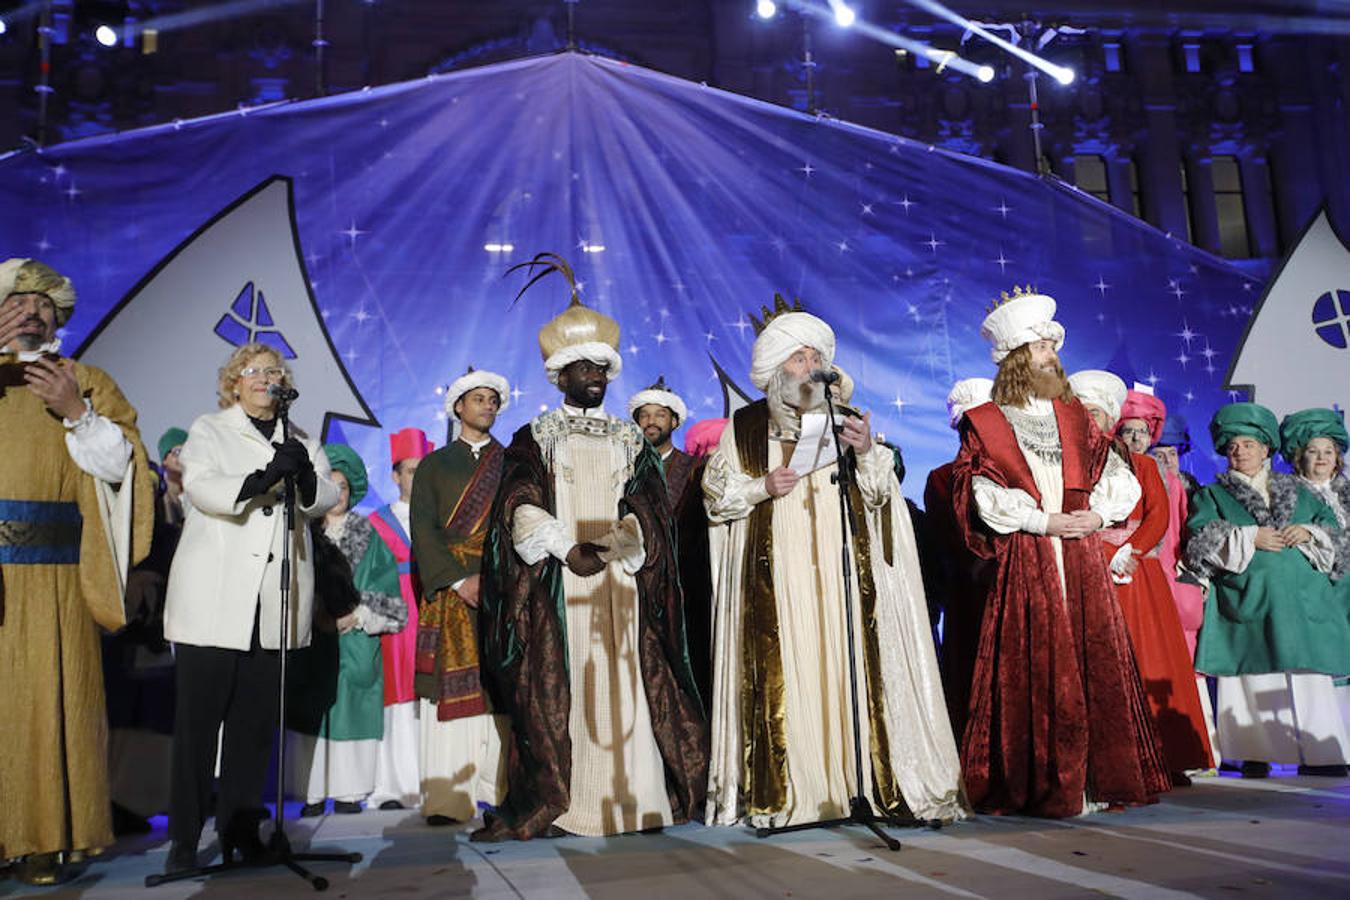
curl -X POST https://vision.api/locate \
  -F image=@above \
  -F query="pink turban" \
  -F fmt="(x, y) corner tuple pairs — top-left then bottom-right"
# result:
(1118, 390), (1167, 446)
(684, 418), (729, 457)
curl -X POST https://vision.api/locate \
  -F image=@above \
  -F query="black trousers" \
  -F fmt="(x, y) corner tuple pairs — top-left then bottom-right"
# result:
(167, 618), (281, 846)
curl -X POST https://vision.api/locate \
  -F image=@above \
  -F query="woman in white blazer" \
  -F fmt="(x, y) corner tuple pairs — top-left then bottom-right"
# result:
(162, 342), (339, 874)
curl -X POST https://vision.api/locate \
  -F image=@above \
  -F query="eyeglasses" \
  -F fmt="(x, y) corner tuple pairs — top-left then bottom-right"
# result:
(1119, 427), (1151, 438)
(240, 366), (285, 380)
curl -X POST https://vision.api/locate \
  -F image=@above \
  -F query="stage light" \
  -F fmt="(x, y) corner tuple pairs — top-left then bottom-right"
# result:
(581, 244), (606, 253)
(0, 18), (8, 37)
(94, 24), (118, 47)
(1054, 66), (1075, 85)
(977, 65), (994, 83)
(483, 243), (515, 253)
(756, 0), (777, 19)
(831, 2), (856, 28)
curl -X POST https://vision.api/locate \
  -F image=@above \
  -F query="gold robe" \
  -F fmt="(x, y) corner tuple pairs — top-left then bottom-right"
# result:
(0, 356), (154, 860)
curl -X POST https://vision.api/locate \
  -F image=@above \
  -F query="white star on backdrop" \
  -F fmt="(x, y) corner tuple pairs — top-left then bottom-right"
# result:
(1093, 275), (1111, 298)
(860, 202), (874, 216)
(510, 386), (524, 402)
(891, 395), (907, 413)
(923, 233), (944, 254)
(341, 221), (367, 245)
(627, 344), (640, 355)
(898, 195), (915, 214)
(799, 162), (815, 177)
(993, 249), (1011, 273)
(836, 239), (851, 253)
(993, 199), (1011, 219)
(654, 331), (669, 345)
(352, 307), (371, 324)
(728, 318), (751, 336)
(1176, 321), (1198, 347)
(64, 183), (81, 201)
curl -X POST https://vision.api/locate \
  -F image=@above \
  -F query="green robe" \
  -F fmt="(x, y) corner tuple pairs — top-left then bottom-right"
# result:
(1188, 473), (1350, 677)
(290, 514), (402, 742)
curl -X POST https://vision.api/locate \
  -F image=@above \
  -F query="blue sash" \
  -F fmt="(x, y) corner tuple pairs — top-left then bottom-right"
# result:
(0, 499), (82, 564)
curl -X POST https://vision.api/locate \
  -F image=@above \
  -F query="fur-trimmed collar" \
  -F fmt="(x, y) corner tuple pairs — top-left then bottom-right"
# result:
(1215, 469), (1302, 528)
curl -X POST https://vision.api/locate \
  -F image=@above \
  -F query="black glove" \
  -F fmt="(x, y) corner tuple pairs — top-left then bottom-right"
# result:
(235, 438), (314, 504)
(269, 438), (312, 480)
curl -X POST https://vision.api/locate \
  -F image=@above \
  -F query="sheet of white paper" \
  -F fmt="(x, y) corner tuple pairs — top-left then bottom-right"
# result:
(787, 413), (839, 476)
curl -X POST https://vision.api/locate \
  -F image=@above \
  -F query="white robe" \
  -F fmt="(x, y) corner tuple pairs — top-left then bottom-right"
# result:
(370, 500), (423, 808)
(703, 417), (965, 827)
(510, 404), (674, 836)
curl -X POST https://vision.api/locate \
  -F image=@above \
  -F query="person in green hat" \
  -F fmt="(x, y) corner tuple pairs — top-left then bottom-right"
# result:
(156, 426), (190, 525)
(1185, 402), (1350, 778)
(1280, 407), (1350, 776)
(286, 444), (406, 815)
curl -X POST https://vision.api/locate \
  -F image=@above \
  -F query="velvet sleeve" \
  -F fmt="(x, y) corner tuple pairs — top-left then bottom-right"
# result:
(1129, 456), (1171, 554)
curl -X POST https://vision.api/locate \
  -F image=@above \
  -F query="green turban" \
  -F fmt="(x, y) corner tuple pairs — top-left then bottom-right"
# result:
(322, 443), (368, 507)
(1209, 402), (1279, 453)
(157, 427), (188, 462)
(1279, 407), (1349, 461)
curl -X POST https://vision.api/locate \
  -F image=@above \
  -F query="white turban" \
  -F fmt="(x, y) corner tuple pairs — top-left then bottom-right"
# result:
(543, 342), (623, 385)
(445, 369), (511, 418)
(980, 292), (1064, 363)
(628, 387), (688, 425)
(749, 312), (836, 391)
(1068, 369), (1127, 424)
(946, 377), (994, 429)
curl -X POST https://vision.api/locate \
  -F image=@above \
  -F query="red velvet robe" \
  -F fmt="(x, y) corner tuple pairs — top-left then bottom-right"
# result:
(1099, 454), (1213, 774)
(952, 399), (1169, 817)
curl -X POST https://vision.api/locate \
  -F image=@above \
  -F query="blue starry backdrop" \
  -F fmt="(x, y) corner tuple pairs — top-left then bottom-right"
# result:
(0, 52), (1263, 507)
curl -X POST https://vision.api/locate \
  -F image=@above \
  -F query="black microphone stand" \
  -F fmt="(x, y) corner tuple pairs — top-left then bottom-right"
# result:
(148, 393), (361, 891)
(755, 387), (941, 851)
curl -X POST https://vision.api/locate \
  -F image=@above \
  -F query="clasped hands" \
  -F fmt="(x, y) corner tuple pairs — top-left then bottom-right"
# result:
(765, 412), (874, 499)
(1046, 510), (1104, 539)
(1255, 525), (1311, 551)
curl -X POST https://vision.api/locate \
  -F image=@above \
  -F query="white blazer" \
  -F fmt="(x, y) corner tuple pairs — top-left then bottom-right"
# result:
(164, 403), (339, 651)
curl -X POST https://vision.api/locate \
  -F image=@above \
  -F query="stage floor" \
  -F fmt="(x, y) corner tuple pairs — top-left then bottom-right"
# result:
(4, 774), (1347, 899)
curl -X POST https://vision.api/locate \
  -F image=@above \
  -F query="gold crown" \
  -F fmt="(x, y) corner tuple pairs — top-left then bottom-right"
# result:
(747, 293), (805, 335)
(986, 283), (1038, 314)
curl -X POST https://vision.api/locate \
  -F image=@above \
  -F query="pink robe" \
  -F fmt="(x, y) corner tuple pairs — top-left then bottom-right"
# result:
(1157, 470), (1205, 659)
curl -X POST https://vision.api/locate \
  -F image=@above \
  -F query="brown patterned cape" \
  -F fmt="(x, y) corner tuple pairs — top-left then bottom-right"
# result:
(473, 423), (708, 840)
(415, 441), (504, 721)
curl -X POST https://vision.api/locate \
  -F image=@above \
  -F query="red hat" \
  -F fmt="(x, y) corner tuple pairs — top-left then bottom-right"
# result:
(1117, 389), (1167, 446)
(390, 427), (434, 465)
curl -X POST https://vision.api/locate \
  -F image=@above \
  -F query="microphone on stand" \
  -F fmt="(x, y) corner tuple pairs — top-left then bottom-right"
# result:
(809, 368), (840, 385)
(267, 383), (300, 403)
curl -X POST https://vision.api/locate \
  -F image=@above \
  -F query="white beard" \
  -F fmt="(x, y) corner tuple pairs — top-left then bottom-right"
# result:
(767, 369), (825, 429)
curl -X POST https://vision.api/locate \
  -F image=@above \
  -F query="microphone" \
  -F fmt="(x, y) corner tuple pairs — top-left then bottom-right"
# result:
(809, 369), (840, 385)
(267, 383), (300, 402)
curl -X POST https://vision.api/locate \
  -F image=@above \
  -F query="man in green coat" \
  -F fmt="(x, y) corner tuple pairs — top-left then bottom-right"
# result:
(1185, 402), (1350, 776)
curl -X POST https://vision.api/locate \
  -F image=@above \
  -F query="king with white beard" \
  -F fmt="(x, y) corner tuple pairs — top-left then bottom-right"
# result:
(702, 296), (966, 828)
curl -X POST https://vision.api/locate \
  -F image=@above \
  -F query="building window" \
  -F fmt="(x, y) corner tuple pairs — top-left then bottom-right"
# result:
(1182, 42), (1202, 73)
(1075, 154), (1110, 204)
(1103, 42), (1123, 73)
(1212, 155), (1251, 258)
(1126, 157), (1143, 218)
(1237, 43), (1255, 73)
(1180, 162), (1196, 244)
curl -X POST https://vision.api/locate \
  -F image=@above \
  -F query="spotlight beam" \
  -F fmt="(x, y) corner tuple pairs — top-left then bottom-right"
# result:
(784, 1), (994, 83)
(135, 0), (311, 36)
(901, 0), (1075, 84)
